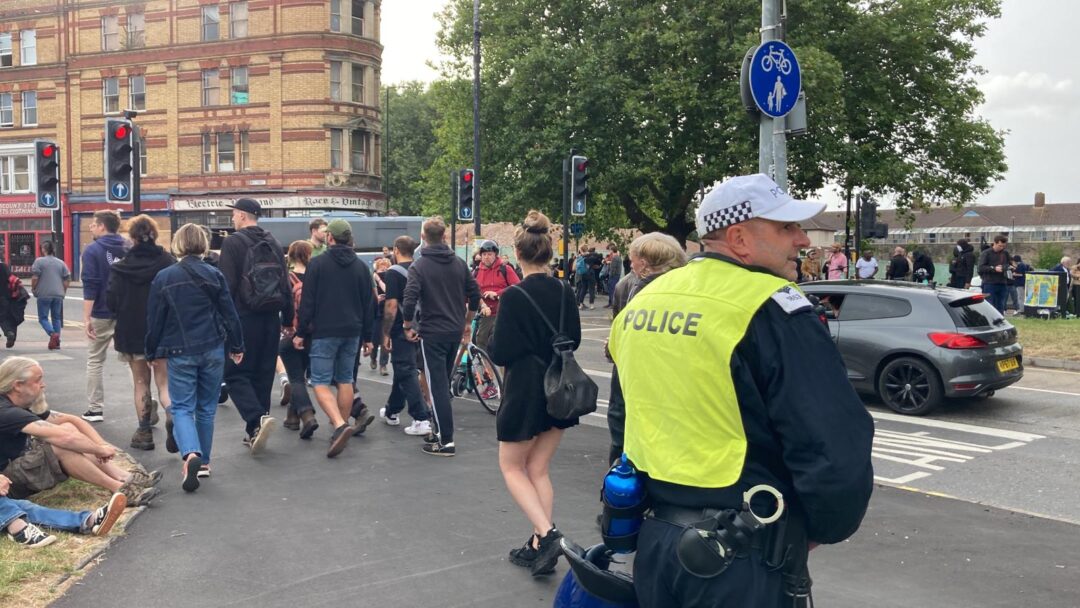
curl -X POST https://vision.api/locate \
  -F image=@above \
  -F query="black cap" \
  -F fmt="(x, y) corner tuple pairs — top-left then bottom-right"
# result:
(227, 198), (261, 216)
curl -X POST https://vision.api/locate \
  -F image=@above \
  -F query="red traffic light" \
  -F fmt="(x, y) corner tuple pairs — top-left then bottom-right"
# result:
(462, 171), (473, 183)
(41, 144), (57, 158)
(576, 160), (588, 171)
(114, 124), (129, 139)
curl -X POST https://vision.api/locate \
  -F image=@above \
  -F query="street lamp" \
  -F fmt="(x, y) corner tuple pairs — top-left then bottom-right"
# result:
(1011, 216), (1015, 241)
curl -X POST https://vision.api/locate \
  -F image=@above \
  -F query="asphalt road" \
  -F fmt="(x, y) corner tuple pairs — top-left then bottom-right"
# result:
(12, 296), (1080, 607)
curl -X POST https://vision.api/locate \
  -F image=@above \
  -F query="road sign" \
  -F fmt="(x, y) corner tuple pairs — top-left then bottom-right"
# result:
(749, 41), (801, 118)
(111, 182), (129, 200)
(39, 192), (57, 208)
(570, 222), (584, 237)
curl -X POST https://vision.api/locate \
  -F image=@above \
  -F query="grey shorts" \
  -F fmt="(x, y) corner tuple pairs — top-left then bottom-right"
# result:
(2, 438), (67, 499)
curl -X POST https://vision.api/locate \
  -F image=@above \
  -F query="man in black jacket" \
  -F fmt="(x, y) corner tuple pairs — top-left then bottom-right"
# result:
(885, 247), (910, 281)
(295, 219), (375, 458)
(948, 238), (976, 289)
(402, 217), (481, 457)
(219, 198), (294, 454)
(978, 234), (1011, 313)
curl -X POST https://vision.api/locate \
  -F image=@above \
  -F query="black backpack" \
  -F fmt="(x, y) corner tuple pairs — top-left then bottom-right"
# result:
(235, 231), (286, 312)
(513, 281), (598, 420)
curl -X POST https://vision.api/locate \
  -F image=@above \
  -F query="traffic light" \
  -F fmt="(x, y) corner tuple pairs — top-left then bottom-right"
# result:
(34, 141), (60, 209)
(457, 168), (474, 221)
(105, 118), (134, 203)
(859, 197), (877, 237)
(570, 155), (588, 216)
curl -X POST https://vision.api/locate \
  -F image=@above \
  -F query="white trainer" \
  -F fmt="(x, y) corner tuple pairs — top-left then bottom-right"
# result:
(380, 407), (401, 426)
(403, 420), (432, 436)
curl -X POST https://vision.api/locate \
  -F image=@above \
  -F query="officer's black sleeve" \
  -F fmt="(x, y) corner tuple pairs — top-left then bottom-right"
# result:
(747, 301), (875, 545)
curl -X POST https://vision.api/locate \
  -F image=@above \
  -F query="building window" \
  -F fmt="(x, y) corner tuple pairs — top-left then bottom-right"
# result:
(330, 0), (341, 31)
(102, 15), (120, 51)
(230, 2), (249, 38)
(0, 34), (11, 68)
(230, 67), (249, 104)
(351, 0), (364, 36)
(330, 129), (342, 169)
(351, 130), (369, 172)
(103, 77), (120, 113)
(139, 138), (148, 176)
(218, 132), (235, 172)
(0, 94), (12, 127)
(330, 61), (342, 101)
(239, 131), (250, 171)
(20, 30), (36, 66)
(202, 5), (220, 41)
(21, 92), (36, 126)
(202, 69), (220, 106)
(351, 64), (364, 103)
(129, 75), (146, 111)
(1, 155), (32, 193)
(126, 13), (145, 48)
(202, 133), (212, 172)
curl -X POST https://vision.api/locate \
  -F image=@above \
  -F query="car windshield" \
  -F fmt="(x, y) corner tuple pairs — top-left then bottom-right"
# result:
(944, 295), (1003, 328)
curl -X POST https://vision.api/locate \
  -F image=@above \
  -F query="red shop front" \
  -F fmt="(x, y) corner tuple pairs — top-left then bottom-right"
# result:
(0, 198), (56, 277)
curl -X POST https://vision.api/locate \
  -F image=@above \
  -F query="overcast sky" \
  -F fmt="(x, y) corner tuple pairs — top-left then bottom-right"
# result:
(380, 0), (1080, 208)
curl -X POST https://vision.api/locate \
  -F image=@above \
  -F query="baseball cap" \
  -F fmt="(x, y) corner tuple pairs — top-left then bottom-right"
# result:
(695, 174), (825, 236)
(327, 218), (352, 240)
(226, 198), (261, 216)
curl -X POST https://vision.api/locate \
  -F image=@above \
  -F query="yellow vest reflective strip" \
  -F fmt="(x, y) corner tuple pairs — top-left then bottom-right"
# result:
(609, 257), (793, 488)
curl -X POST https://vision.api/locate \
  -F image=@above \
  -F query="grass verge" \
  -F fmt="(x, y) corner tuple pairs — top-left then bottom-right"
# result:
(0, 458), (141, 607)
(1011, 317), (1080, 361)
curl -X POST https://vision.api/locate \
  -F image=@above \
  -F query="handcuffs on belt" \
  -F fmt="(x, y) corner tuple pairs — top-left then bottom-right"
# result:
(674, 484), (785, 578)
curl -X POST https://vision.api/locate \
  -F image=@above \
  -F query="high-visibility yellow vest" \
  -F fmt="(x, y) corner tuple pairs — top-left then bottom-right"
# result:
(609, 256), (795, 488)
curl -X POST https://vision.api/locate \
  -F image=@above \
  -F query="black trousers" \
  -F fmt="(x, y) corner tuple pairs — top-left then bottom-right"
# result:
(420, 339), (458, 444)
(225, 312), (280, 435)
(278, 337), (314, 416)
(385, 335), (429, 422)
(634, 517), (789, 608)
(607, 365), (625, 465)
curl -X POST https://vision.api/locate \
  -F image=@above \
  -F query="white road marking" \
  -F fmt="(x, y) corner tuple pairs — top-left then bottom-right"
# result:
(584, 368), (613, 379)
(1007, 385), (1080, 397)
(581, 327), (611, 332)
(870, 410), (1045, 442)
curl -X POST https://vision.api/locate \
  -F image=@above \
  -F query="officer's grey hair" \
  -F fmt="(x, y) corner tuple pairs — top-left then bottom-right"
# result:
(0, 357), (40, 395)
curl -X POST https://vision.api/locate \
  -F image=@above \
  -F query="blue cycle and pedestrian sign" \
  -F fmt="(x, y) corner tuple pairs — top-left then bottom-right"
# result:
(749, 41), (801, 118)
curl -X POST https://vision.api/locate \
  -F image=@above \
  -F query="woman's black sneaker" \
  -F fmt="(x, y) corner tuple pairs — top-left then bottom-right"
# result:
(182, 455), (202, 493)
(509, 535), (538, 568)
(530, 527), (563, 576)
(165, 418), (179, 454)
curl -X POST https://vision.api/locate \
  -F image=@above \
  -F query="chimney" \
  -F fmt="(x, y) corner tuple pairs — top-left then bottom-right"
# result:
(1034, 192), (1046, 207)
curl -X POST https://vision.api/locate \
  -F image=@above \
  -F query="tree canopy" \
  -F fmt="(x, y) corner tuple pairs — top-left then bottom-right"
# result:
(398, 0), (1006, 242)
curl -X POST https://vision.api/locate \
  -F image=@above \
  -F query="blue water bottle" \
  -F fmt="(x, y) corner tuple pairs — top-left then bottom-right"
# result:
(601, 454), (645, 553)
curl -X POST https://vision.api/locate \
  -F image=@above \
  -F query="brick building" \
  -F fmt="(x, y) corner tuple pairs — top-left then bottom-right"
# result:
(0, 0), (384, 274)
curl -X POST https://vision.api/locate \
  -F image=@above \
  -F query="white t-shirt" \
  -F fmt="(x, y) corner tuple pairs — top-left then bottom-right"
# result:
(855, 257), (878, 279)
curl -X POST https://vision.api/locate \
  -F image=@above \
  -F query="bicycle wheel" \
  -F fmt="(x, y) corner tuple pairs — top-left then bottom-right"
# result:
(450, 369), (466, 397)
(470, 347), (503, 415)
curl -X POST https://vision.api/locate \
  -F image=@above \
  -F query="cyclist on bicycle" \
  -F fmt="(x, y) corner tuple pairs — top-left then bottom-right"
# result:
(473, 240), (520, 388)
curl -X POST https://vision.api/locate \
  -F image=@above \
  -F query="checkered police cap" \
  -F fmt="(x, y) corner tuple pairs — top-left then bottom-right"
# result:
(695, 174), (825, 237)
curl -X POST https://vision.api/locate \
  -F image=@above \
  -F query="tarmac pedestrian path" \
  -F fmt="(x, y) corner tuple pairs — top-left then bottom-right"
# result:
(23, 347), (1080, 607)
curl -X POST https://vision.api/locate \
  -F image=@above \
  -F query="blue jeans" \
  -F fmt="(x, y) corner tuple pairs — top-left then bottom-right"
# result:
(984, 282), (1008, 313)
(309, 336), (360, 386)
(167, 348), (225, 463)
(36, 297), (64, 336)
(0, 496), (89, 532)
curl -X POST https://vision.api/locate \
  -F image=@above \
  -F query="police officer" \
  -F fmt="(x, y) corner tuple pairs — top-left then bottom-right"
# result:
(608, 174), (874, 608)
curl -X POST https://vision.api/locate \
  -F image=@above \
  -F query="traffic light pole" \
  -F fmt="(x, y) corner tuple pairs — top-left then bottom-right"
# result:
(450, 169), (458, 252)
(561, 153), (571, 283)
(472, 0), (482, 236)
(133, 134), (141, 214)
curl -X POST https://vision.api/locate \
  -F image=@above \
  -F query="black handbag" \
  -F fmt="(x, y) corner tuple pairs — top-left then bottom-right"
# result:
(513, 281), (598, 420)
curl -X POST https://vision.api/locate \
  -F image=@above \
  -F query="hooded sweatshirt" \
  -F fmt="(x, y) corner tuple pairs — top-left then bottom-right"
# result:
(297, 243), (376, 341)
(81, 233), (128, 319)
(106, 241), (176, 354)
(402, 243), (481, 343)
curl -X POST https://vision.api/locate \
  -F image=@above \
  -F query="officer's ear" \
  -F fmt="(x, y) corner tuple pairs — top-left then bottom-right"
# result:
(723, 223), (756, 257)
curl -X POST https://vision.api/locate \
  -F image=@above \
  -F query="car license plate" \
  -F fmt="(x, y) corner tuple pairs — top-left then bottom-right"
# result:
(997, 357), (1019, 373)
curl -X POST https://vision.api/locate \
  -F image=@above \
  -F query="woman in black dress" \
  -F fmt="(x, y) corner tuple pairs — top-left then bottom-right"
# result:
(488, 210), (581, 576)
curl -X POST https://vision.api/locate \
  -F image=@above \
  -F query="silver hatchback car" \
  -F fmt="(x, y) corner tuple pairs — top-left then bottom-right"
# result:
(802, 281), (1023, 415)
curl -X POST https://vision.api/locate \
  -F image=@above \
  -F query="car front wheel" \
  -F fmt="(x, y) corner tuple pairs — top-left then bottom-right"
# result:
(877, 356), (943, 416)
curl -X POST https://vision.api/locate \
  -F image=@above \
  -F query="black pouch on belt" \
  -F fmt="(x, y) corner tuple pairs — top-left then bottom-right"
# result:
(761, 511), (813, 606)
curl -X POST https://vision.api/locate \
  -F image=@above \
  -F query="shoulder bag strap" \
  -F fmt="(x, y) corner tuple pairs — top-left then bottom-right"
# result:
(512, 283), (557, 336)
(179, 261), (219, 304)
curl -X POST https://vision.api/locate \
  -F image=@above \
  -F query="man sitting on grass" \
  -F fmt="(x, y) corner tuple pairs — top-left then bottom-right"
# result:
(0, 357), (159, 506)
(1, 473), (126, 548)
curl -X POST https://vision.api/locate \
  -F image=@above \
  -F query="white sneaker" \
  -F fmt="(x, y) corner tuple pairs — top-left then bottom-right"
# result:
(403, 420), (432, 436)
(380, 407), (400, 426)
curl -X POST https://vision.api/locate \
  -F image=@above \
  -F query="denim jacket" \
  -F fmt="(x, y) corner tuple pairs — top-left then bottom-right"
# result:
(145, 256), (244, 360)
